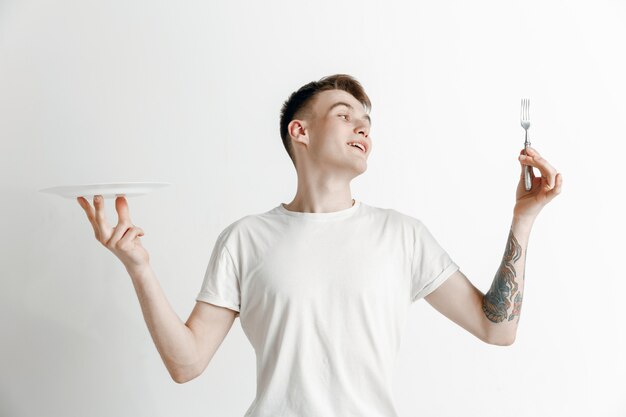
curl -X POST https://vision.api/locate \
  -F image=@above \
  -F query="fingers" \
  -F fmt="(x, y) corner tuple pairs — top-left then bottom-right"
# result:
(518, 147), (557, 189)
(519, 161), (536, 180)
(77, 195), (110, 240)
(546, 172), (564, 199)
(77, 196), (99, 239)
(117, 226), (145, 249)
(107, 223), (133, 247)
(518, 148), (536, 179)
(105, 197), (134, 247)
(93, 195), (114, 241)
(77, 195), (146, 259)
(115, 196), (132, 224)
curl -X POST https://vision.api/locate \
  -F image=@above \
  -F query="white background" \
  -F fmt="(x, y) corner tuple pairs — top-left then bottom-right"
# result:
(1, 0), (624, 416)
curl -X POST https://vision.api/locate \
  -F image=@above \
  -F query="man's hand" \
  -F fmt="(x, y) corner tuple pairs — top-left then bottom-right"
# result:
(515, 146), (563, 219)
(77, 195), (150, 272)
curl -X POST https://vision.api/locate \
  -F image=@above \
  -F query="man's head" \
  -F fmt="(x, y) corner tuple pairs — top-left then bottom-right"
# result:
(279, 74), (372, 179)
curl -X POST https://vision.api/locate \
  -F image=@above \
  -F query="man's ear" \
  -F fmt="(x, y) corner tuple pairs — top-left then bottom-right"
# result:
(288, 119), (309, 147)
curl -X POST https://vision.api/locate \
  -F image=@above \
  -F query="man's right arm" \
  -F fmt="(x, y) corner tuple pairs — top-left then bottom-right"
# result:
(128, 264), (238, 383)
(76, 195), (237, 383)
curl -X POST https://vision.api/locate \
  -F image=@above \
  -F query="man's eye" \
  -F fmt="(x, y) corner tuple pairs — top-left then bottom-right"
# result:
(339, 114), (349, 120)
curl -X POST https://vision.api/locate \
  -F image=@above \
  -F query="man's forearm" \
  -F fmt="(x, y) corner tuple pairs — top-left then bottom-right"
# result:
(126, 264), (199, 382)
(482, 215), (534, 345)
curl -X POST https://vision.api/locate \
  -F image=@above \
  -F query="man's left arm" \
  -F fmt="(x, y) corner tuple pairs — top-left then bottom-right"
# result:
(424, 146), (563, 346)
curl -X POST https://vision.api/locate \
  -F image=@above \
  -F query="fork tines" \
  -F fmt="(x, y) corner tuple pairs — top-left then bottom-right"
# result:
(520, 98), (530, 125)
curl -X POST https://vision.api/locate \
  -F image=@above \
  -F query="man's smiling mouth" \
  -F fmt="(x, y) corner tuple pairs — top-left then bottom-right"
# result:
(347, 142), (366, 153)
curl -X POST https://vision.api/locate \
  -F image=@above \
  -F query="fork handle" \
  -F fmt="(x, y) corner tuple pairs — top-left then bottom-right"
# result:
(523, 135), (532, 191)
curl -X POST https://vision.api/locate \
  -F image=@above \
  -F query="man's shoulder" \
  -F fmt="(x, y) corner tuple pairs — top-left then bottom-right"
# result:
(363, 202), (422, 226)
(217, 205), (280, 238)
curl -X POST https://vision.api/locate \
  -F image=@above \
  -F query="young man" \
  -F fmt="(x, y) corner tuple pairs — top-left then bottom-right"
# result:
(77, 74), (563, 416)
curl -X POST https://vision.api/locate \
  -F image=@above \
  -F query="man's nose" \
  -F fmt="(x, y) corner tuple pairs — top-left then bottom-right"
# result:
(355, 126), (369, 138)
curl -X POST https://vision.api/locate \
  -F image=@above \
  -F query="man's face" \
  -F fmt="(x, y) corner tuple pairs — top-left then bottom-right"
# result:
(291, 89), (372, 177)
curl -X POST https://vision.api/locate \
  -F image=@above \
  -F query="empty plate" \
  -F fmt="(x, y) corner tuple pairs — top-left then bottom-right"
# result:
(39, 182), (171, 199)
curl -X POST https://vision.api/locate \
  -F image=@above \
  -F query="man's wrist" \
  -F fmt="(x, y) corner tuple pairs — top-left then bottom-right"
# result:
(512, 213), (536, 233)
(125, 262), (153, 279)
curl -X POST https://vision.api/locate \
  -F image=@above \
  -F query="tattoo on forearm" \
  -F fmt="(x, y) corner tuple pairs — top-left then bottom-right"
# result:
(482, 228), (524, 324)
(509, 291), (523, 323)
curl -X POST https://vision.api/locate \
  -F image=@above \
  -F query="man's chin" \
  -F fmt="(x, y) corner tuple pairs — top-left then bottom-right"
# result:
(321, 158), (367, 178)
(350, 162), (367, 178)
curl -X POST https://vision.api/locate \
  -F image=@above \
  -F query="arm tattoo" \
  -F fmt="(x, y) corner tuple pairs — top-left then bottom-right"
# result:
(482, 227), (524, 324)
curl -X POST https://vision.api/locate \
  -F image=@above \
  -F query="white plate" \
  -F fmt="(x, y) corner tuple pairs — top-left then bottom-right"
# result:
(39, 182), (171, 200)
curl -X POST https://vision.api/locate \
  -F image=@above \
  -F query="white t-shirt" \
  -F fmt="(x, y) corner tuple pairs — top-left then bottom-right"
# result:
(196, 200), (459, 417)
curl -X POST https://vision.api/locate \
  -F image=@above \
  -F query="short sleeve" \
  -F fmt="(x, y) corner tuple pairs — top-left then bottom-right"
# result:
(410, 220), (459, 302)
(196, 229), (241, 316)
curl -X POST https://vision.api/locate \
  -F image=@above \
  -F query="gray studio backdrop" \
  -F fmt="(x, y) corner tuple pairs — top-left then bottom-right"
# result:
(1, 0), (624, 416)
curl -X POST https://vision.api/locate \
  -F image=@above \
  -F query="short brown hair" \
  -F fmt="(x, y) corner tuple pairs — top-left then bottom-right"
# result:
(279, 74), (372, 168)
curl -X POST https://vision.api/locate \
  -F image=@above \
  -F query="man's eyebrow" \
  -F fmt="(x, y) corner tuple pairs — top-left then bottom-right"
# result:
(327, 102), (371, 126)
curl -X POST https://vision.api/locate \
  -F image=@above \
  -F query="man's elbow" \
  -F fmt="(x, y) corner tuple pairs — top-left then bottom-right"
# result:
(172, 373), (190, 384)
(486, 334), (516, 346)
(170, 366), (201, 384)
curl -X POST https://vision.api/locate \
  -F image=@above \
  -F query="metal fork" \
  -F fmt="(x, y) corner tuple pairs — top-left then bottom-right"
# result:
(520, 98), (532, 191)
